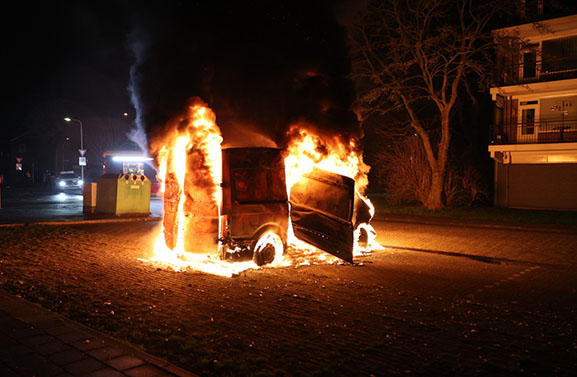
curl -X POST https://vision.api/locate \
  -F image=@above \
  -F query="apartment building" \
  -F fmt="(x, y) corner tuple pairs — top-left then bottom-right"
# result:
(489, 11), (577, 210)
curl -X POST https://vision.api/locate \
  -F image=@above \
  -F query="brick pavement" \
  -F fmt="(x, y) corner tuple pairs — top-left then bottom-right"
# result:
(0, 289), (197, 377)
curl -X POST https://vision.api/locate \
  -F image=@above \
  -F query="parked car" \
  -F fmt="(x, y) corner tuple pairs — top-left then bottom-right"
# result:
(56, 171), (83, 191)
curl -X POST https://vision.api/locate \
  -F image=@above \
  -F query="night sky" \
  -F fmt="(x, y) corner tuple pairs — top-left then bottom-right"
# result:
(128, 0), (361, 150)
(3, 1), (132, 131)
(8, 1), (575, 183)
(2, 1), (135, 178)
(1, 0), (360, 178)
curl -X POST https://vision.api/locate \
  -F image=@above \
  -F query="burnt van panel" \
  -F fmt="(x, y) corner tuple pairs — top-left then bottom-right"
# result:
(232, 168), (286, 204)
(221, 148), (289, 247)
(289, 168), (355, 263)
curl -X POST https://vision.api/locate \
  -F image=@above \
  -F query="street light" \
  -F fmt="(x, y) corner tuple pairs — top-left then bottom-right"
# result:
(64, 117), (84, 182)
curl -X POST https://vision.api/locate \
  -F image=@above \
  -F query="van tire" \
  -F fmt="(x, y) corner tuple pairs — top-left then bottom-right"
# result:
(251, 230), (285, 266)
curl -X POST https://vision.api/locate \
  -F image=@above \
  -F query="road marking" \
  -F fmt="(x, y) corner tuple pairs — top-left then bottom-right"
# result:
(472, 266), (541, 296)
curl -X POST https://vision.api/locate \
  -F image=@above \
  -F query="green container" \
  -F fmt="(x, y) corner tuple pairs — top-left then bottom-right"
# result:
(96, 174), (151, 216)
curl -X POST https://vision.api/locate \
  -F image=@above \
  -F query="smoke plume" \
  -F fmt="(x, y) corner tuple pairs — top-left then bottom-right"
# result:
(128, 0), (361, 151)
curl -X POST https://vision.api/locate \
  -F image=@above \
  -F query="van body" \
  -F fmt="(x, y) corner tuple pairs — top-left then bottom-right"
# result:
(219, 147), (371, 264)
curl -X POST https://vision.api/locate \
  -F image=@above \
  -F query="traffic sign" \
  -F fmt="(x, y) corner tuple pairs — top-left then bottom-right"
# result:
(16, 157), (23, 163)
(16, 163), (22, 171)
(79, 157), (87, 166)
(79, 149), (87, 157)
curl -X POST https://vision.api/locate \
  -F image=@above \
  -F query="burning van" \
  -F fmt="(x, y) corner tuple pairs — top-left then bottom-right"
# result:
(150, 101), (376, 273)
(162, 146), (372, 266)
(219, 147), (372, 265)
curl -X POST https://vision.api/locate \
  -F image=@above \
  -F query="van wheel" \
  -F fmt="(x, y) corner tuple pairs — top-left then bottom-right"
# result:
(252, 231), (284, 266)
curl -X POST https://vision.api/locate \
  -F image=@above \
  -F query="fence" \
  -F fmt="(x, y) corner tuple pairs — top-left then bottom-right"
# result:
(491, 120), (577, 144)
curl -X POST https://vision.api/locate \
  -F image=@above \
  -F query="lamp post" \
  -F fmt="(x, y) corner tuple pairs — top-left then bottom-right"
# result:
(64, 117), (84, 182)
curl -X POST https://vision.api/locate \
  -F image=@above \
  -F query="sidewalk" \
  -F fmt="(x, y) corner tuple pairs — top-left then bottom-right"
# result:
(0, 289), (198, 377)
(373, 211), (577, 235)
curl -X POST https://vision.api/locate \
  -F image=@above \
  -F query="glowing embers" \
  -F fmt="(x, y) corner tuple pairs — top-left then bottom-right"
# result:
(146, 228), (259, 277)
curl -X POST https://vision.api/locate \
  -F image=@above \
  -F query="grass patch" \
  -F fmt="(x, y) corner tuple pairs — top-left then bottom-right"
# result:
(368, 193), (577, 227)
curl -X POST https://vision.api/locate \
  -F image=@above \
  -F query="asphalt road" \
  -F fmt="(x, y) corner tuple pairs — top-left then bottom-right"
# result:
(0, 187), (163, 223)
(0, 218), (576, 376)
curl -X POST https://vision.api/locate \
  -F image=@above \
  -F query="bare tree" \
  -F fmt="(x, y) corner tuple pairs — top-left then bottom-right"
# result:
(375, 135), (430, 205)
(351, 0), (499, 209)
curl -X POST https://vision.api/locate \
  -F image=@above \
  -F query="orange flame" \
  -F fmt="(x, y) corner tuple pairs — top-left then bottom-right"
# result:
(143, 106), (381, 276)
(284, 124), (381, 258)
(145, 100), (256, 277)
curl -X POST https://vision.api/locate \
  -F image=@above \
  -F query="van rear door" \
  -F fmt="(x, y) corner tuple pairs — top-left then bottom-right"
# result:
(289, 168), (354, 263)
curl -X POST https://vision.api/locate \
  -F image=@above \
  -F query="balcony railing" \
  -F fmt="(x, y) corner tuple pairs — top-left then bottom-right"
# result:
(490, 119), (577, 145)
(498, 57), (577, 85)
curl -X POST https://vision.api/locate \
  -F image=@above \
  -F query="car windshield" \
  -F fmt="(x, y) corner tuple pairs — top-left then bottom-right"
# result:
(60, 174), (77, 179)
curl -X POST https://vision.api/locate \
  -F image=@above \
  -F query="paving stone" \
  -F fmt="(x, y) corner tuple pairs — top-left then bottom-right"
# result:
(32, 318), (67, 329)
(72, 337), (107, 351)
(0, 363), (20, 377)
(0, 317), (16, 329)
(45, 325), (76, 337)
(49, 349), (86, 365)
(0, 344), (34, 358)
(85, 367), (126, 377)
(36, 341), (72, 356)
(0, 335), (18, 347)
(14, 312), (50, 323)
(107, 355), (145, 370)
(124, 364), (168, 377)
(20, 334), (58, 347)
(5, 352), (64, 377)
(63, 357), (107, 376)
(88, 346), (126, 361)
(8, 325), (41, 339)
(0, 287), (198, 377)
(3, 317), (33, 330)
(30, 361), (65, 377)
(60, 331), (90, 343)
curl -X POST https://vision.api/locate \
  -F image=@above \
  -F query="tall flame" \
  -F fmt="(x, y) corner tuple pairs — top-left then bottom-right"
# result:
(284, 124), (370, 192)
(284, 124), (381, 258)
(146, 100), (260, 277)
(144, 106), (381, 277)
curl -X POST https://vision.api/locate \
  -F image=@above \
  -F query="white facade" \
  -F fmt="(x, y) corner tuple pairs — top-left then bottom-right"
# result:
(489, 14), (577, 210)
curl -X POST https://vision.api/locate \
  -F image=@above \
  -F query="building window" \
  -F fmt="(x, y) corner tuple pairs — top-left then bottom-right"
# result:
(523, 51), (537, 78)
(542, 36), (577, 74)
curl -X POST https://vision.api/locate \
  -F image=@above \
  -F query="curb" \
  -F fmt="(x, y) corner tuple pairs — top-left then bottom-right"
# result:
(372, 213), (577, 235)
(0, 217), (162, 228)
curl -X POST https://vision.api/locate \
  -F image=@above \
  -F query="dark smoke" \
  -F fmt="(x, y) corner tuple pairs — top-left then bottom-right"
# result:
(128, 0), (361, 150)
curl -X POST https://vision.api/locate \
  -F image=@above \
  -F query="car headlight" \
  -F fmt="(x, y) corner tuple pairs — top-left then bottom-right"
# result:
(78, 180), (84, 186)
(59, 181), (66, 187)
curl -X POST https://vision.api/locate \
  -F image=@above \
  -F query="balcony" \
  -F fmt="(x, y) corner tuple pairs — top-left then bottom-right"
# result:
(491, 119), (577, 145)
(498, 57), (577, 86)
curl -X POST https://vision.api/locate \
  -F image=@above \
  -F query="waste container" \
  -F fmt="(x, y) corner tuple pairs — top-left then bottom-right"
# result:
(96, 174), (151, 216)
(83, 182), (97, 214)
